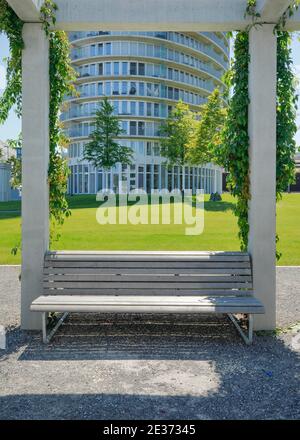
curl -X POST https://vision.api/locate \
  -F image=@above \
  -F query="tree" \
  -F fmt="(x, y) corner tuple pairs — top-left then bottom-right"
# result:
(160, 100), (197, 190)
(6, 136), (22, 190)
(83, 98), (133, 181)
(187, 88), (227, 166)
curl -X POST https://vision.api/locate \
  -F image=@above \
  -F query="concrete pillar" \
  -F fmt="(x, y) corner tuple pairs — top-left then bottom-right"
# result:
(21, 24), (49, 330)
(248, 25), (277, 331)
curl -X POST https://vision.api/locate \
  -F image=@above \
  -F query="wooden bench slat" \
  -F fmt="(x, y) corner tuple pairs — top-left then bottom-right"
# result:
(31, 295), (265, 314)
(43, 274), (253, 283)
(42, 288), (254, 296)
(43, 281), (252, 289)
(44, 261), (251, 269)
(44, 267), (252, 275)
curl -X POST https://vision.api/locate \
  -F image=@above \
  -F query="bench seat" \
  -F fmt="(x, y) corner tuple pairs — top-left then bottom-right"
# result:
(31, 294), (265, 314)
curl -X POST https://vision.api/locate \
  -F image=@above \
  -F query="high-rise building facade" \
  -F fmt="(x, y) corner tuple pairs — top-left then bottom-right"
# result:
(63, 31), (229, 194)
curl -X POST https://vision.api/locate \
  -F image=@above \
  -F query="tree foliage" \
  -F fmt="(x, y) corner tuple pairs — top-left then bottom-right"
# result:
(188, 88), (227, 166)
(160, 100), (197, 167)
(83, 97), (133, 171)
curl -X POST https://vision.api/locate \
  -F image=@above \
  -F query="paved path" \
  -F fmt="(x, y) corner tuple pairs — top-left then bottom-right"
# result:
(0, 266), (299, 420)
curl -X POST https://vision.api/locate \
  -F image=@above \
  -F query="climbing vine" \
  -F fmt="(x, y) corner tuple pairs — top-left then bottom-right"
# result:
(219, 32), (250, 251)
(0, 0), (77, 247)
(222, 1), (299, 257)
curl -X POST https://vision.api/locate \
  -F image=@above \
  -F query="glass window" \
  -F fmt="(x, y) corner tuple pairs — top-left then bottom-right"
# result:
(139, 101), (145, 116)
(146, 83), (152, 97)
(153, 143), (160, 156)
(130, 102), (136, 115)
(138, 142), (144, 155)
(138, 63), (145, 76)
(139, 82), (145, 96)
(147, 102), (152, 117)
(146, 142), (152, 156)
(113, 62), (119, 76)
(122, 62), (128, 75)
(98, 63), (103, 75)
(112, 81), (119, 95)
(105, 82), (111, 95)
(98, 82), (103, 95)
(122, 101), (127, 114)
(105, 42), (112, 55)
(130, 62), (137, 75)
(129, 82), (137, 95)
(91, 45), (96, 56)
(168, 87), (173, 100)
(174, 88), (179, 100)
(122, 81), (127, 95)
(168, 68), (173, 80)
(130, 121), (137, 136)
(138, 121), (145, 136)
(98, 43), (103, 55)
(90, 83), (96, 96)
(154, 103), (159, 117)
(90, 64), (96, 76)
(105, 62), (111, 75)
(122, 121), (128, 133)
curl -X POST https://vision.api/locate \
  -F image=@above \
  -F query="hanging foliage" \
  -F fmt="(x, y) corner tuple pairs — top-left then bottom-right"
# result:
(0, 0), (77, 247)
(219, 32), (250, 251)
(0, 0), (24, 122)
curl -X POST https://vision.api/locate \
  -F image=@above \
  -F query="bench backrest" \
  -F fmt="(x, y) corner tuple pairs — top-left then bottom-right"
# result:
(43, 252), (253, 297)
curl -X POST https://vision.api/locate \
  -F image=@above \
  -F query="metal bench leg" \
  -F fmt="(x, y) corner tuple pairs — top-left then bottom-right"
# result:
(42, 312), (69, 344)
(228, 314), (253, 345)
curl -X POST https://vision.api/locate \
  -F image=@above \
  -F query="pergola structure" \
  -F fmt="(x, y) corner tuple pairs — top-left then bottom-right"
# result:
(6, 0), (300, 331)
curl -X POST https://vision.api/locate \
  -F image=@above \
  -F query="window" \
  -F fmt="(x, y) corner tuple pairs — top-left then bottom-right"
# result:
(113, 62), (119, 76)
(168, 87), (173, 100)
(122, 81), (127, 95)
(113, 81), (119, 95)
(154, 64), (160, 78)
(98, 63), (103, 75)
(98, 82), (103, 95)
(129, 82), (137, 95)
(168, 68), (173, 80)
(139, 82), (145, 96)
(122, 62), (128, 75)
(130, 62), (137, 75)
(122, 101), (127, 115)
(130, 102), (136, 115)
(130, 121), (137, 136)
(105, 42), (112, 55)
(138, 63), (145, 76)
(98, 43), (103, 55)
(147, 103), (152, 117)
(154, 103), (159, 117)
(122, 121), (128, 133)
(153, 143), (160, 156)
(105, 82), (111, 95)
(105, 62), (111, 75)
(146, 142), (152, 156)
(90, 64), (96, 76)
(91, 45), (96, 56)
(174, 88), (179, 100)
(139, 101), (145, 116)
(138, 121), (145, 136)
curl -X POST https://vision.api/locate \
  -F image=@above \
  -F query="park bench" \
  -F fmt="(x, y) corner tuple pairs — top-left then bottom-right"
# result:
(31, 251), (265, 345)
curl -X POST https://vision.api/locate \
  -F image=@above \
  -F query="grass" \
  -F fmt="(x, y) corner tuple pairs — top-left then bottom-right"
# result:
(0, 193), (299, 265)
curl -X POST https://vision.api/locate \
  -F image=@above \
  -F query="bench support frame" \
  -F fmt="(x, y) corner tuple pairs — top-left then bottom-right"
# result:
(42, 312), (69, 344)
(41, 311), (254, 345)
(228, 313), (253, 345)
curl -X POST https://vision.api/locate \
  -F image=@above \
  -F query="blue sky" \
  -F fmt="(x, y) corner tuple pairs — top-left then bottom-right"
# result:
(0, 33), (300, 145)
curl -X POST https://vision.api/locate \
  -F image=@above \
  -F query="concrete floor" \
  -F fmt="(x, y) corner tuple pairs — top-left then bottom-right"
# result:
(0, 266), (299, 420)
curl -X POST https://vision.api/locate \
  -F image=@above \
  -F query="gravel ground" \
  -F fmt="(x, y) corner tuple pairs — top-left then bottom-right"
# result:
(0, 265), (299, 420)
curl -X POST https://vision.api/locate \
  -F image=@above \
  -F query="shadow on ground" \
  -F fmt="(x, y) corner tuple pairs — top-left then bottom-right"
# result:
(0, 314), (299, 419)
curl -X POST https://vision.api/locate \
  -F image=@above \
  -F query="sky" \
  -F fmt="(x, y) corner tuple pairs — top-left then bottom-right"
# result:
(0, 33), (300, 145)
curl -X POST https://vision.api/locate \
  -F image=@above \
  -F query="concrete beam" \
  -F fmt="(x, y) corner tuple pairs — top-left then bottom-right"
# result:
(54, 0), (252, 31)
(6, 0), (43, 21)
(258, 0), (293, 22)
(21, 24), (50, 330)
(248, 25), (277, 331)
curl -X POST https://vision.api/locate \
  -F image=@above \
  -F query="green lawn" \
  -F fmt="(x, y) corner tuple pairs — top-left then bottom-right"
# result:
(0, 193), (299, 265)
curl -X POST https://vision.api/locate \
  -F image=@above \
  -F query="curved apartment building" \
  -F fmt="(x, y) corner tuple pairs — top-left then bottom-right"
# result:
(63, 31), (229, 194)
